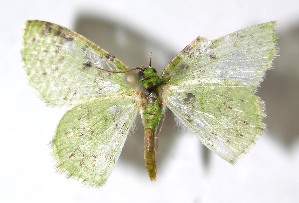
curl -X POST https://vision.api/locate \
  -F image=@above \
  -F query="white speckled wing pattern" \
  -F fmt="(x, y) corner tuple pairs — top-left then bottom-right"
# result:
(23, 20), (139, 187)
(22, 20), (131, 105)
(161, 22), (277, 163)
(52, 97), (138, 187)
(162, 22), (276, 89)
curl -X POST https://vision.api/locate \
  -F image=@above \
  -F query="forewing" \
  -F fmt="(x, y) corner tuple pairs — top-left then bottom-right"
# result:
(52, 96), (138, 187)
(22, 20), (131, 105)
(161, 22), (277, 163)
(162, 22), (277, 89)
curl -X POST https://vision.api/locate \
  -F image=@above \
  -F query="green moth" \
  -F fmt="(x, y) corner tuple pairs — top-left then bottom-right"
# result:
(22, 20), (277, 187)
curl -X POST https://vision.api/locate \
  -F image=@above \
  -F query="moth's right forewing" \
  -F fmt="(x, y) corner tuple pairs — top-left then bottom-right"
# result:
(161, 22), (277, 89)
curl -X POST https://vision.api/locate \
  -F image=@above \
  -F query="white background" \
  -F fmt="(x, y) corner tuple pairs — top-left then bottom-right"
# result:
(1, 0), (299, 202)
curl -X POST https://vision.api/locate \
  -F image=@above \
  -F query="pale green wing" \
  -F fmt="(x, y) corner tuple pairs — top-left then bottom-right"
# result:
(162, 84), (265, 163)
(161, 22), (277, 163)
(162, 22), (277, 89)
(52, 96), (138, 187)
(22, 20), (131, 105)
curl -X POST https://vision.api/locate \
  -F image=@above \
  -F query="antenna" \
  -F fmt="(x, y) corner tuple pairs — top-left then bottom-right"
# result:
(149, 52), (152, 67)
(95, 66), (144, 73)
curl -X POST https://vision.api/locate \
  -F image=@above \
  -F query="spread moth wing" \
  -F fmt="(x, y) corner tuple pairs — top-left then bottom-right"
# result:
(161, 22), (277, 163)
(23, 20), (139, 186)
(22, 20), (132, 105)
(52, 97), (138, 186)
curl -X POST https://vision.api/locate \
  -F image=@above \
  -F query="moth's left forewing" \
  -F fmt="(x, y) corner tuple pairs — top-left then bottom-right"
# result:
(161, 22), (277, 163)
(22, 20), (132, 105)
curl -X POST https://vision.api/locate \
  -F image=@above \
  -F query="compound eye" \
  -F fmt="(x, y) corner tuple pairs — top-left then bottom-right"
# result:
(137, 70), (145, 79)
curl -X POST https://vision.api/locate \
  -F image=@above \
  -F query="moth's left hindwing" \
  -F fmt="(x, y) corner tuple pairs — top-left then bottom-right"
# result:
(161, 22), (277, 163)
(53, 97), (138, 186)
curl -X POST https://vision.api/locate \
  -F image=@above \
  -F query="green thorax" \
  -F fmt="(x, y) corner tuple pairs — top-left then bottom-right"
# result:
(139, 67), (163, 91)
(138, 67), (163, 130)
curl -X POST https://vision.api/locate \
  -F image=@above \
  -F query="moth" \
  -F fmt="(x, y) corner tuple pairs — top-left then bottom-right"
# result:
(22, 20), (277, 187)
